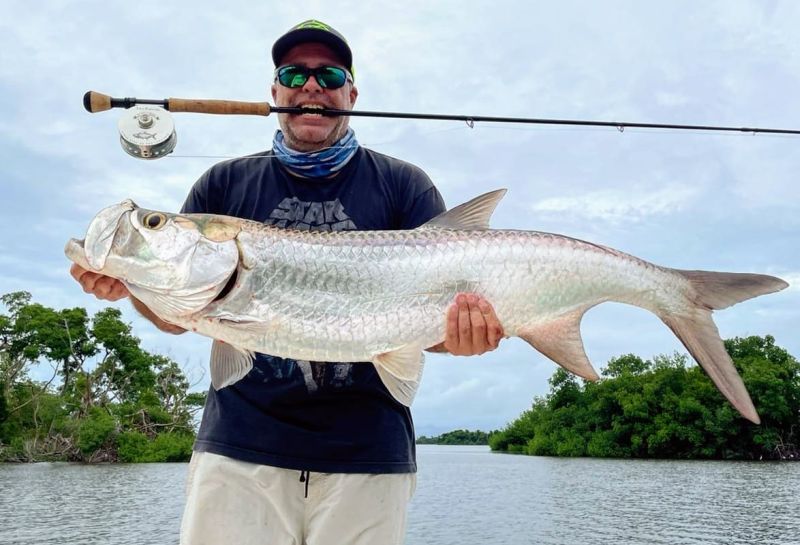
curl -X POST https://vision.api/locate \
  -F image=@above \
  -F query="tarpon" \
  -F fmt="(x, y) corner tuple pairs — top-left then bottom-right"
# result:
(65, 190), (788, 423)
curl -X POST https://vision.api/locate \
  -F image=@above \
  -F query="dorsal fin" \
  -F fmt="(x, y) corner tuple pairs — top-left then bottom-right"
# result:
(422, 189), (507, 230)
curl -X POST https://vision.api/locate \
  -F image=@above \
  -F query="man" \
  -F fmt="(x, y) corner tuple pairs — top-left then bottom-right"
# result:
(71, 20), (503, 545)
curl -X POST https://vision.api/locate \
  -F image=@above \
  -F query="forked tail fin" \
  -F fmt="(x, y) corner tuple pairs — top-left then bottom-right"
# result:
(660, 270), (789, 424)
(678, 270), (788, 310)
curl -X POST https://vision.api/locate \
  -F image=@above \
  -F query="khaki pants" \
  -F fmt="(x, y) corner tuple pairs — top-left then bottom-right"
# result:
(180, 451), (416, 545)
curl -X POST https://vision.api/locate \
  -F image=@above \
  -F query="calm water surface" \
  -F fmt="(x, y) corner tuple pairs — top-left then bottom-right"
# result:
(1, 445), (798, 544)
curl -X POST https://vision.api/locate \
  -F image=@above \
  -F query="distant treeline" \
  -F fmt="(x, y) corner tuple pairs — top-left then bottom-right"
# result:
(417, 429), (494, 445)
(489, 336), (799, 460)
(0, 292), (203, 463)
(4, 291), (798, 463)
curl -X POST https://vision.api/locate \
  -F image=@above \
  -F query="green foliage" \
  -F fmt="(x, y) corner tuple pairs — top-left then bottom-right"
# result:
(0, 381), (7, 425)
(490, 338), (800, 460)
(116, 430), (149, 462)
(417, 429), (493, 445)
(92, 308), (157, 403)
(77, 408), (117, 455)
(117, 431), (194, 462)
(488, 403), (542, 452)
(7, 299), (97, 395)
(0, 291), (204, 463)
(602, 353), (651, 378)
(0, 382), (69, 445)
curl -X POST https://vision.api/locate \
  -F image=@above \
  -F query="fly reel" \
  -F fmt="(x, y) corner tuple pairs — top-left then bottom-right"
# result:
(117, 105), (177, 159)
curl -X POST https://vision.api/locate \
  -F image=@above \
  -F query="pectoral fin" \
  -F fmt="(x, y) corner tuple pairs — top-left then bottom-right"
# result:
(212, 314), (275, 335)
(518, 310), (600, 381)
(210, 340), (254, 389)
(372, 344), (425, 406)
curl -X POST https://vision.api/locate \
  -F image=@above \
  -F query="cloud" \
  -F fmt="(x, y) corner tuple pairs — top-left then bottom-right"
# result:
(655, 92), (691, 108)
(530, 183), (700, 224)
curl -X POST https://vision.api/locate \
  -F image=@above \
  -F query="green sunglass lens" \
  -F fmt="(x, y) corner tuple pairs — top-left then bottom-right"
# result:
(278, 67), (309, 88)
(316, 67), (347, 89)
(289, 73), (308, 87)
(277, 66), (348, 89)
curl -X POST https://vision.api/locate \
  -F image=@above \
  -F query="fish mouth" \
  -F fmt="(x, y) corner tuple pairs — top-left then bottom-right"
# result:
(65, 238), (93, 271)
(64, 200), (136, 273)
(84, 200), (136, 270)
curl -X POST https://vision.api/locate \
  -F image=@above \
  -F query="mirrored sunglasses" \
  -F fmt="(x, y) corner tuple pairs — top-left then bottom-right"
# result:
(275, 65), (353, 89)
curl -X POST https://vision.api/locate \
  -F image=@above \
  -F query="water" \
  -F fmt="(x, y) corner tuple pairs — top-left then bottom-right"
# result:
(1, 446), (798, 544)
(407, 446), (800, 545)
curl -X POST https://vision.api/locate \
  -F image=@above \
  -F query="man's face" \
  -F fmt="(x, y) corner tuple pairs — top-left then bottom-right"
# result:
(271, 42), (358, 152)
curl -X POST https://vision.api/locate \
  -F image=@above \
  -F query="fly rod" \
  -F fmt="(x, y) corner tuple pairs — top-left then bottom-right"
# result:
(85, 90), (800, 136)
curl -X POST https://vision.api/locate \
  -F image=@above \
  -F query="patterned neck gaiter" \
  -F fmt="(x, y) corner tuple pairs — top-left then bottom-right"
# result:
(272, 128), (359, 178)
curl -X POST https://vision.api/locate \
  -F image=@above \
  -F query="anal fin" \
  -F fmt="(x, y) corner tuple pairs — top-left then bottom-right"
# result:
(518, 310), (600, 381)
(210, 340), (255, 389)
(372, 344), (425, 406)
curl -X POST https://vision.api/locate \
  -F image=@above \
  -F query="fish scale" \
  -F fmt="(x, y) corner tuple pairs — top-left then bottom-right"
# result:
(65, 189), (788, 421)
(237, 226), (669, 359)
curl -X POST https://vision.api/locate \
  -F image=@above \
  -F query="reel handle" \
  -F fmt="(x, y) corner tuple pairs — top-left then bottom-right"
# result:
(167, 97), (271, 116)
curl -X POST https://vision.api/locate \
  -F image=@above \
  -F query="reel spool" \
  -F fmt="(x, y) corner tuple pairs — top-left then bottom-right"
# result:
(117, 105), (177, 159)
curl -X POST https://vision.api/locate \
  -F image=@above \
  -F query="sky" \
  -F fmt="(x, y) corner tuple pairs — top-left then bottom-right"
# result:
(1, 0), (798, 437)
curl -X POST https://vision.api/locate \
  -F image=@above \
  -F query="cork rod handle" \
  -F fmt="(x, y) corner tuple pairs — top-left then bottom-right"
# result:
(83, 91), (272, 116)
(167, 98), (271, 116)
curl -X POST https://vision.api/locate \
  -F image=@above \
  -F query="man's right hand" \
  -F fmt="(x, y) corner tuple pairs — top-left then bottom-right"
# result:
(69, 264), (185, 335)
(70, 264), (129, 301)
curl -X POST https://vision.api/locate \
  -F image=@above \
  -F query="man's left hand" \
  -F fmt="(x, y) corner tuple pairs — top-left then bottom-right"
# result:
(429, 294), (504, 356)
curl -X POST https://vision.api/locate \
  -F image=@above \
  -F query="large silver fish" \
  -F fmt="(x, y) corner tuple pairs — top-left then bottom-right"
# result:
(65, 190), (788, 423)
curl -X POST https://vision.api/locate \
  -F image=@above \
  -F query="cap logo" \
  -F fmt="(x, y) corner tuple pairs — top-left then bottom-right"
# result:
(296, 20), (335, 33)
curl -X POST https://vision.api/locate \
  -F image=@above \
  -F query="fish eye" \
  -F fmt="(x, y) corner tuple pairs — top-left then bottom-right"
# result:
(142, 212), (167, 230)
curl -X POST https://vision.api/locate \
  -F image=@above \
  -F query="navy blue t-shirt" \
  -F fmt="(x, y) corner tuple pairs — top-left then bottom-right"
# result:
(182, 146), (445, 473)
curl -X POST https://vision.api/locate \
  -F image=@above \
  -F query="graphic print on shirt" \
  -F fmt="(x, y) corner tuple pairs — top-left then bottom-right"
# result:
(297, 361), (355, 393)
(261, 197), (358, 392)
(251, 357), (355, 393)
(265, 197), (357, 231)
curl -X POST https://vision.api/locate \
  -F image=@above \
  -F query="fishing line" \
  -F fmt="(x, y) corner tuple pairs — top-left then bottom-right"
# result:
(165, 124), (792, 160)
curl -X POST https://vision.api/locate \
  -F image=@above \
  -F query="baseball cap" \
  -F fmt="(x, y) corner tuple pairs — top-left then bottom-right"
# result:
(272, 20), (354, 76)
